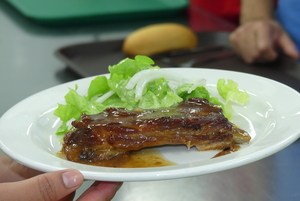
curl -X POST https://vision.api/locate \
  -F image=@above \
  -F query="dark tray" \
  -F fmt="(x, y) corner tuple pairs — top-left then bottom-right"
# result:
(55, 32), (232, 77)
(55, 31), (300, 92)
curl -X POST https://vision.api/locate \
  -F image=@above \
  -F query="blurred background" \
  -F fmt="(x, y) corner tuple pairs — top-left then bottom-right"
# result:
(1, 0), (300, 200)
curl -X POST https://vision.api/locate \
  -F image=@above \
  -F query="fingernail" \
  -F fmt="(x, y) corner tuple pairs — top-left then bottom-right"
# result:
(62, 170), (82, 188)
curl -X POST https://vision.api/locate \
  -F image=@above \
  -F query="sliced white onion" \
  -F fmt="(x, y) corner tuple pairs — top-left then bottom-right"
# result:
(95, 90), (115, 103)
(185, 78), (207, 93)
(125, 69), (182, 101)
(125, 69), (206, 101)
(125, 69), (183, 89)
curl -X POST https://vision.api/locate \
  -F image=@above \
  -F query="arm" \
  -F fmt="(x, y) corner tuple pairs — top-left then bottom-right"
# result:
(229, 0), (299, 63)
(240, 0), (273, 24)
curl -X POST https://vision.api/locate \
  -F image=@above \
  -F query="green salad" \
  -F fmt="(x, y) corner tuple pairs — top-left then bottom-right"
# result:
(54, 55), (250, 135)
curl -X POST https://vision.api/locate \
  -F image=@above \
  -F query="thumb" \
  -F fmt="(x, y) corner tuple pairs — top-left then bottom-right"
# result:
(0, 169), (84, 201)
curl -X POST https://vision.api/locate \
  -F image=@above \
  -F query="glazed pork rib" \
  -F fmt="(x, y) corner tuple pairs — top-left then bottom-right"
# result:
(62, 98), (251, 164)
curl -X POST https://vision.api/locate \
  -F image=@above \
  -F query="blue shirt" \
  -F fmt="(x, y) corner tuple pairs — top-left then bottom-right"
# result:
(276, 0), (300, 52)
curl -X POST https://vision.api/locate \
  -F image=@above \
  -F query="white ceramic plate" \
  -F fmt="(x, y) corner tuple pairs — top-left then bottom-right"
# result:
(1, 68), (300, 182)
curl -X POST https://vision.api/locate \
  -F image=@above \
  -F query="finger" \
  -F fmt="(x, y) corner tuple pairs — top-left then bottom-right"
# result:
(229, 29), (250, 61)
(255, 24), (278, 62)
(0, 169), (84, 201)
(233, 26), (257, 63)
(77, 181), (123, 201)
(278, 33), (299, 59)
(0, 154), (42, 182)
(243, 28), (262, 63)
(230, 25), (260, 64)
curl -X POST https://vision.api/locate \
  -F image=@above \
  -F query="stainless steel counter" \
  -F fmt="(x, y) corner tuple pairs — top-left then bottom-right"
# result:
(1, 1), (300, 201)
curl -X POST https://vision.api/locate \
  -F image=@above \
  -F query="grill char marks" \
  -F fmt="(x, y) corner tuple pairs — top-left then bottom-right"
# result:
(62, 98), (251, 165)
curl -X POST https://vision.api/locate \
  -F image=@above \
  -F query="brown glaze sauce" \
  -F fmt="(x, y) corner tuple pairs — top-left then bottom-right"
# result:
(58, 148), (176, 168)
(58, 146), (239, 168)
(119, 149), (177, 168)
(213, 144), (241, 158)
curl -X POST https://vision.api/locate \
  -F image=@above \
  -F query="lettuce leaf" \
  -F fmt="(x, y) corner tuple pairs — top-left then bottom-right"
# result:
(53, 55), (249, 135)
(217, 79), (250, 119)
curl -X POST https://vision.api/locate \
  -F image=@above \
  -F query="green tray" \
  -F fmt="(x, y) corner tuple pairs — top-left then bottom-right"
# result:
(5, 0), (189, 25)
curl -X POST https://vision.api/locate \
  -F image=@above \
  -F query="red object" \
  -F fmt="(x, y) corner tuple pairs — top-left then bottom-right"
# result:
(190, 0), (240, 24)
(188, 0), (240, 32)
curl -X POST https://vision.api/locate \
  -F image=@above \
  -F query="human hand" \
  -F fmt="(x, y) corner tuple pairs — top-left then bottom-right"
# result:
(229, 20), (299, 64)
(0, 154), (122, 201)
